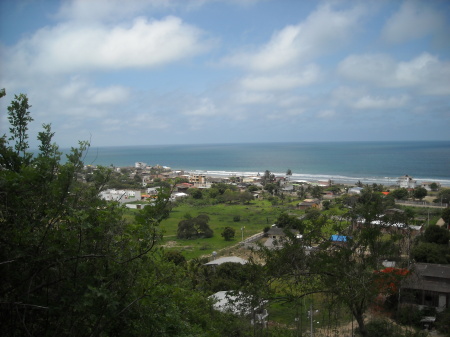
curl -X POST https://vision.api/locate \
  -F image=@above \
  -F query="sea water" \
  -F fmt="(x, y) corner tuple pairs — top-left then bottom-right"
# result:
(77, 141), (450, 186)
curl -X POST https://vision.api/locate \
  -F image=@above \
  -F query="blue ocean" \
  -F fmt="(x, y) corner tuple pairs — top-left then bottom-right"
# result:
(79, 141), (450, 186)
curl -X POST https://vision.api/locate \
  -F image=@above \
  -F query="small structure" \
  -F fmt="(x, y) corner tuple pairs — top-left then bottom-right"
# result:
(401, 263), (450, 312)
(204, 256), (248, 266)
(397, 175), (417, 189)
(264, 226), (299, 249)
(330, 235), (350, 246)
(348, 187), (364, 195)
(99, 189), (141, 203)
(297, 199), (321, 210)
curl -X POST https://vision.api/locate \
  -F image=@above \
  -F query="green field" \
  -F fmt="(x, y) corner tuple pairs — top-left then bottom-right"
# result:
(123, 198), (350, 260)
(159, 200), (285, 259)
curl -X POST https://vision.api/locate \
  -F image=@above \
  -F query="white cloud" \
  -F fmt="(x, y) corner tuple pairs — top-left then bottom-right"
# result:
(352, 95), (409, 110)
(3, 16), (212, 75)
(318, 109), (335, 119)
(240, 65), (320, 91)
(183, 98), (218, 116)
(234, 92), (274, 105)
(338, 53), (450, 95)
(381, 1), (445, 44)
(56, 0), (172, 23)
(226, 4), (363, 72)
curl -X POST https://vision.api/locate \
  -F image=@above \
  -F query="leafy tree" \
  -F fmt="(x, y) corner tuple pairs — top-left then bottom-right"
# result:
(413, 186), (427, 200)
(164, 250), (187, 266)
(442, 208), (450, 226)
(436, 188), (450, 204)
(422, 224), (450, 245)
(0, 94), (227, 336)
(264, 182), (278, 195)
(391, 187), (409, 200)
(429, 182), (439, 191)
(7, 93), (33, 159)
(411, 242), (450, 264)
(188, 187), (203, 199)
(286, 168), (292, 181)
(310, 185), (324, 199)
(221, 227), (236, 241)
(177, 214), (214, 239)
(238, 190), (254, 204)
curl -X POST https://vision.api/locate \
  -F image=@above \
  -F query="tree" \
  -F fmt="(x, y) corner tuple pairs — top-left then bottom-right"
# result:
(436, 188), (450, 204)
(310, 185), (324, 199)
(413, 186), (427, 200)
(430, 182), (439, 191)
(422, 224), (450, 245)
(221, 227), (236, 241)
(391, 188), (409, 200)
(442, 208), (450, 226)
(7, 93), (33, 159)
(286, 168), (292, 181)
(1, 93), (227, 336)
(177, 214), (214, 239)
(239, 190), (254, 204)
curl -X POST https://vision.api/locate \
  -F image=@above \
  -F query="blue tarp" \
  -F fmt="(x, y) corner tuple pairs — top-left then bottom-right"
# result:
(330, 235), (348, 242)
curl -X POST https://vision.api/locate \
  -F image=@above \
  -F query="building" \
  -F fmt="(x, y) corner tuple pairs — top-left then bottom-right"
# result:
(135, 162), (147, 169)
(401, 263), (450, 312)
(189, 174), (208, 187)
(397, 175), (417, 189)
(204, 256), (248, 266)
(99, 189), (141, 203)
(297, 199), (321, 210)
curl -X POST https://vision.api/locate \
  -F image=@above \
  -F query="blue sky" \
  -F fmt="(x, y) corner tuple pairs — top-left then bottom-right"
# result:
(1, 0), (449, 148)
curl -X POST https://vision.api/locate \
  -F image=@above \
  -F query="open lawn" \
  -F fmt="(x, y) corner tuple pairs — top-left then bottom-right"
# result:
(159, 200), (288, 259)
(123, 199), (352, 260)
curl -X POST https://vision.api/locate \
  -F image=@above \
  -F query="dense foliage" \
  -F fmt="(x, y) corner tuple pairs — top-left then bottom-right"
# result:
(0, 93), (246, 336)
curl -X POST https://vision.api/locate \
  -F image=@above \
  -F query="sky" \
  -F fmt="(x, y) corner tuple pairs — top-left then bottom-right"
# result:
(1, 0), (449, 148)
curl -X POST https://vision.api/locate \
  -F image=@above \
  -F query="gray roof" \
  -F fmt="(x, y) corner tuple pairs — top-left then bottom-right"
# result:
(205, 256), (247, 266)
(402, 263), (450, 293)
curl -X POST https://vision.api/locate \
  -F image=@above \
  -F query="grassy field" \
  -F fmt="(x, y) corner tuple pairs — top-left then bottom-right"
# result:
(159, 200), (291, 259)
(124, 199), (306, 259)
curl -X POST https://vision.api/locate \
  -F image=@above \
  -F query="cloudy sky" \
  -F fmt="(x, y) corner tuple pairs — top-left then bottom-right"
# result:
(1, 0), (449, 148)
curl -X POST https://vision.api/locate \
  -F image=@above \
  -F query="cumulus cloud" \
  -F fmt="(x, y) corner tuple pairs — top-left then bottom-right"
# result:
(3, 16), (212, 75)
(183, 98), (218, 116)
(225, 4), (364, 72)
(381, 1), (446, 44)
(56, 0), (172, 22)
(352, 95), (409, 110)
(337, 53), (450, 95)
(240, 65), (320, 91)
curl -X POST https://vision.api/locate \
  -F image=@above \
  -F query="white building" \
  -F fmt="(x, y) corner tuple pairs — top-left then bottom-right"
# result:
(135, 162), (147, 169)
(99, 189), (141, 203)
(397, 175), (417, 189)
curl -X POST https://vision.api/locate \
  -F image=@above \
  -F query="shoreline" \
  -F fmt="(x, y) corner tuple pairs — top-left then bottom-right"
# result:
(181, 168), (450, 188)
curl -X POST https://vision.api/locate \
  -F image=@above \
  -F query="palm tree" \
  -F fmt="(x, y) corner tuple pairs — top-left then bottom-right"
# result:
(286, 168), (292, 181)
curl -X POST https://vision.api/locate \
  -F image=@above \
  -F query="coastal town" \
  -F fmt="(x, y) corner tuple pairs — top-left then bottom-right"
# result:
(93, 162), (446, 209)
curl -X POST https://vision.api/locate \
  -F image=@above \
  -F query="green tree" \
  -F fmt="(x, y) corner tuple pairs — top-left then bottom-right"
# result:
(430, 182), (439, 191)
(286, 168), (292, 181)
(7, 93), (33, 159)
(391, 187), (409, 200)
(310, 185), (324, 199)
(177, 214), (214, 239)
(221, 227), (236, 241)
(239, 190), (254, 204)
(442, 208), (450, 226)
(436, 188), (450, 204)
(0, 94), (227, 336)
(413, 186), (427, 200)
(422, 224), (450, 245)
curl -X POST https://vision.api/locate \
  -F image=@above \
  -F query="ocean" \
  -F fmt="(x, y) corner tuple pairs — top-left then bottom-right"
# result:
(79, 141), (450, 187)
